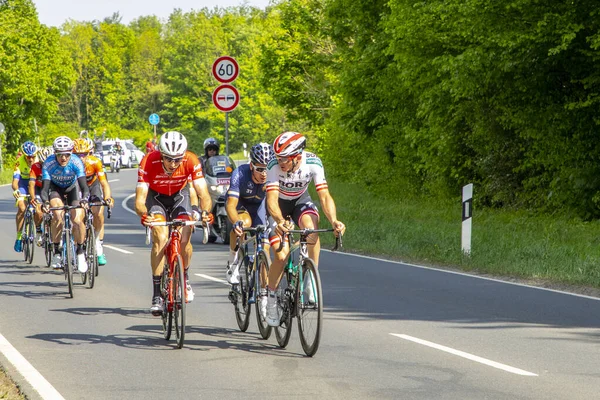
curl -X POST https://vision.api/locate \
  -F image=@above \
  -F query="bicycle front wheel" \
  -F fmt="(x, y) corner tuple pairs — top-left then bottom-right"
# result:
(173, 255), (186, 349)
(85, 226), (97, 288)
(43, 219), (52, 267)
(274, 274), (293, 348)
(297, 258), (323, 357)
(64, 232), (74, 298)
(255, 250), (272, 340)
(234, 248), (251, 332)
(161, 265), (172, 340)
(26, 215), (35, 264)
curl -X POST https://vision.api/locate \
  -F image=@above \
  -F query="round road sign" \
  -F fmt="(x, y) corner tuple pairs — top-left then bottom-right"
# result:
(148, 113), (160, 125)
(212, 84), (240, 112)
(212, 56), (239, 84)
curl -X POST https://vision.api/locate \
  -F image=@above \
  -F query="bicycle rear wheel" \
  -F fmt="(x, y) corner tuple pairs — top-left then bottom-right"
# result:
(234, 249), (251, 332)
(43, 219), (52, 267)
(255, 250), (272, 340)
(274, 274), (293, 348)
(22, 215), (30, 262)
(64, 232), (74, 298)
(173, 255), (186, 349)
(85, 226), (97, 288)
(297, 258), (323, 357)
(161, 265), (173, 340)
(26, 215), (35, 264)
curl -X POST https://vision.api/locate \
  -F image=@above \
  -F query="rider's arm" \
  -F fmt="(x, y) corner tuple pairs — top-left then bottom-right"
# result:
(27, 179), (36, 200)
(226, 196), (241, 224)
(11, 177), (19, 192)
(77, 176), (90, 200)
(99, 176), (111, 200)
(135, 185), (148, 217)
(316, 188), (339, 226)
(188, 182), (198, 207)
(191, 178), (212, 213)
(266, 188), (284, 224)
(40, 179), (50, 203)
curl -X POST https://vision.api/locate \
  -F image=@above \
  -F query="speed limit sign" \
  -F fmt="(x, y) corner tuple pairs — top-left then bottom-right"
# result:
(212, 56), (239, 83)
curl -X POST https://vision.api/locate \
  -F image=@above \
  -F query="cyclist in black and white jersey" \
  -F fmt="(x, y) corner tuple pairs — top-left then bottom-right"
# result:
(263, 131), (345, 326)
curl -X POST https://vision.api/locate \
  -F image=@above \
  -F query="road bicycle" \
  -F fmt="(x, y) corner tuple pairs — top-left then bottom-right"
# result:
(42, 211), (53, 268)
(146, 218), (209, 349)
(273, 227), (342, 357)
(20, 195), (36, 264)
(47, 204), (86, 298)
(81, 200), (112, 288)
(228, 224), (272, 339)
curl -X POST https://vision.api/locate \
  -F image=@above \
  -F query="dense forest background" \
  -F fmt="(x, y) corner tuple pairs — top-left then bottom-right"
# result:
(2, 0), (600, 217)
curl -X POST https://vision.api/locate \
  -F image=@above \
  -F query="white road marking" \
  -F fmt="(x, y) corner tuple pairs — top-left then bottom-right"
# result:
(104, 245), (133, 254)
(390, 333), (538, 376)
(122, 193), (136, 215)
(107, 179), (120, 183)
(0, 333), (65, 400)
(195, 273), (228, 284)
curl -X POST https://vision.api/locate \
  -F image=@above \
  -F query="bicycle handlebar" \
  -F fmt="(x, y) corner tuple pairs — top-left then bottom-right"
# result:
(145, 220), (210, 245)
(276, 227), (343, 252)
(233, 224), (269, 252)
(88, 200), (112, 219)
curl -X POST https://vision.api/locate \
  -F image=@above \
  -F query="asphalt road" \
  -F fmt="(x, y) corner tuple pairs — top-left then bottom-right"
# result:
(0, 168), (599, 399)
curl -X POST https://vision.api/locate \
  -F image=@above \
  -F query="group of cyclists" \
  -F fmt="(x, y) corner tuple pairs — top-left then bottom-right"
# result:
(11, 130), (346, 330)
(12, 137), (114, 273)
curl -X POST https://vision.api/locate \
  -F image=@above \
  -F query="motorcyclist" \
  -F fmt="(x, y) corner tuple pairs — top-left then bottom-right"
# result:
(200, 137), (219, 170)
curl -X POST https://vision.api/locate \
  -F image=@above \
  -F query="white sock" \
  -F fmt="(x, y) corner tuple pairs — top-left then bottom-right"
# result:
(228, 249), (237, 264)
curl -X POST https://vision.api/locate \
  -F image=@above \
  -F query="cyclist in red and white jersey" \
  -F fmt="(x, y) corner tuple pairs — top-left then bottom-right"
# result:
(263, 131), (346, 326)
(135, 131), (212, 315)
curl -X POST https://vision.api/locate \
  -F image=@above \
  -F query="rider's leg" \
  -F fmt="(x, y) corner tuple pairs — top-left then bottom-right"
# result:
(299, 212), (320, 266)
(15, 198), (26, 235)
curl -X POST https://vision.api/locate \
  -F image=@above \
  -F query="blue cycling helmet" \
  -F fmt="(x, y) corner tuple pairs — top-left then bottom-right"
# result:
(21, 141), (37, 157)
(250, 142), (275, 165)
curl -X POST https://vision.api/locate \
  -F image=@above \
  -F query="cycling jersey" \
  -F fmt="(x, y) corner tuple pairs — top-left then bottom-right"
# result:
(137, 150), (203, 196)
(13, 155), (32, 180)
(28, 162), (43, 188)
(227, 164), (265, 205)
(265, 151), (328, 200)
(42, 154), (86, 188)
(81, 155), (107, 186)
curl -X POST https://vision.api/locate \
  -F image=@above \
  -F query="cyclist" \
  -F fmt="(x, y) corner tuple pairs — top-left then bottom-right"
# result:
(145, 137), (157, 154)
(135, 131), (212, 316)
(28, 146), (54, 246)
(225, 143), (274, 286)
(73, 138), (114, 265)
(41, 136), (90, 273)
(263, 131), (346, 326)
(12, 141), (38, 252)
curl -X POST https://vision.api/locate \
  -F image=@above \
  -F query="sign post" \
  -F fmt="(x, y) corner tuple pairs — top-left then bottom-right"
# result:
(212, 56), (240, 156)
(461, 183), (473, 255)
(148, 113), (160, 139)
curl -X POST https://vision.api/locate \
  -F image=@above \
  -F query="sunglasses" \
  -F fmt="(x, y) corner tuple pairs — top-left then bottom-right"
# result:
(75, 153), (88, 158)
(252, 164), (267, 173)
(163, 155), (183, 163)
(56, 153), (71, 158)
(276, 156), (295, 163)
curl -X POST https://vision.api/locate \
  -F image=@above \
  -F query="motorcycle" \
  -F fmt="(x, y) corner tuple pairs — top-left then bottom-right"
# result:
(110, 151), (121, 173)
(203, 155), (236, 244)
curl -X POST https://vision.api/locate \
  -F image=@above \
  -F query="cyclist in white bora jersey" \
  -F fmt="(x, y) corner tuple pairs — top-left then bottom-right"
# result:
(262, 131), (345, 327)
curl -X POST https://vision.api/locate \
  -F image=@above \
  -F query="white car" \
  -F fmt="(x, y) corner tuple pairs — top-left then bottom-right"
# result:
(99, 139), (144, 169)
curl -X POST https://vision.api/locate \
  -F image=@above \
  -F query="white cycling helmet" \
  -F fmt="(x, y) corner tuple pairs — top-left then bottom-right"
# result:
(159, 131), (188, 157)
(53, 136), (74, 153)
(273, 131), (306, 157)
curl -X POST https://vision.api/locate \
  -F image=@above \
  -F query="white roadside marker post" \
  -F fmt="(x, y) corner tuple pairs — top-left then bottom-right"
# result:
(461, 183), (473, 255)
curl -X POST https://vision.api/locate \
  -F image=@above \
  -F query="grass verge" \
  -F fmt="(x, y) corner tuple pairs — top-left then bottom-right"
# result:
(315, 181), (600, 290)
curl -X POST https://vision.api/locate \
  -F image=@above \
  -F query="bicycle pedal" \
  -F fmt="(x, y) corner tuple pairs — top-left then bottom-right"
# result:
(228, 291), (237, 304)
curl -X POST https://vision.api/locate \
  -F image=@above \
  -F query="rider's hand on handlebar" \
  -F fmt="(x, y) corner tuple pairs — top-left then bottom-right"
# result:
(233, 220), (244, 237)
(104, 197), (114, 208)
(42, 202), (50, 213)
(12, 189), (21, 199)
(30, 197), (39, 207)
(201, 210), (214, 225)
(141, 213), (154, 227)
(332, 220), (346, 237)
(275, 219), (292, 236)
(80, 199), (89, 210)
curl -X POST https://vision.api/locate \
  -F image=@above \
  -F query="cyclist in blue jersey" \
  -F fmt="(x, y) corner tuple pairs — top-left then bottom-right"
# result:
(11, 141), (38, 252)
(40, 136), (90, 272)
(225, 143), (274, 291)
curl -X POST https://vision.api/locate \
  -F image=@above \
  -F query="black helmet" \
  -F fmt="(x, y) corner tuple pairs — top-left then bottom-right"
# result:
(250, 142), (274, 165)
(203, 137), (219, 156)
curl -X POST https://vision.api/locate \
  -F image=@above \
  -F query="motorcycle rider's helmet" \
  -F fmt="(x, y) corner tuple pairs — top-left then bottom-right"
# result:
(159, 131), (188, 157)
(21, 141), (38, 157)
(250, 142), (274, 165)
(273, 132), (306, 157)
(203, 137), (219, 156)
(53, 136), (74, 153)
(37, 146), (53, 163)
(73, 138), (94, 154)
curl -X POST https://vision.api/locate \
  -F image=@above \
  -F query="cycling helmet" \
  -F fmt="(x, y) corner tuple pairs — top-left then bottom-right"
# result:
(273, 132), (306, 157)
(73, 138), (94, 154)
(21, 141), (37, 157)
(159, 131), (188, 157)
(203, 137), (219, 155)
(37, 146), (53, 163)
(52, 136), (74, 153)
(250, 142), (274, 165)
